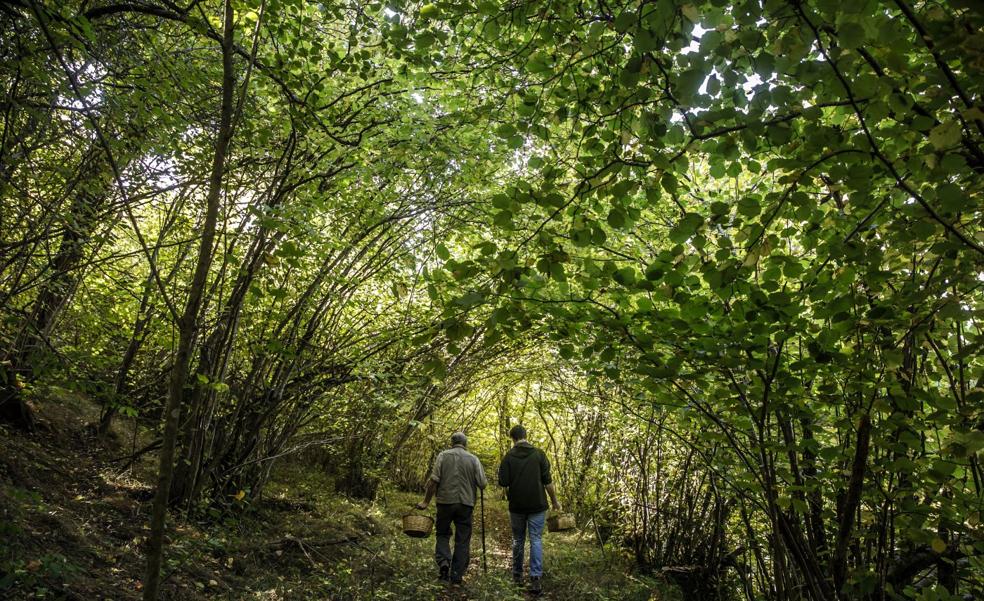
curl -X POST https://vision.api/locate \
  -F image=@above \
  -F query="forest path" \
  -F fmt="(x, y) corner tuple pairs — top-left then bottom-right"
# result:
(422, 497), (526, 601)
(371, 489), (676, 601)
(0, 394), (678, 600)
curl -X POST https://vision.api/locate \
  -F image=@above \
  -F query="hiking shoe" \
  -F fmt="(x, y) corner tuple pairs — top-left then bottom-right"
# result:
(512, 573), (523, 587)
(529, 576), (542, 596)
(438, 564), (450, 581)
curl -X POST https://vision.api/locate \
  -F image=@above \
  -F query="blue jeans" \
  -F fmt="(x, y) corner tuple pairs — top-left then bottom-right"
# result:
(509, 511), (546, 578)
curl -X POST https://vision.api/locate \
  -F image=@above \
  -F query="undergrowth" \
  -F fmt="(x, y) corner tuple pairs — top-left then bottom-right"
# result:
(0, 393), (679, 600)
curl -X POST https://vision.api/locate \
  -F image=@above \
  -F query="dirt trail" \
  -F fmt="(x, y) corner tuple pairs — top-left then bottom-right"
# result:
(1, 396), (673, 600)
(417, 496), (610, 600)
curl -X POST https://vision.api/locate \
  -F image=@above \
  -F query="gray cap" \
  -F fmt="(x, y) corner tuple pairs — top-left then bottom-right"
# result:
(451, 432), (468, 447)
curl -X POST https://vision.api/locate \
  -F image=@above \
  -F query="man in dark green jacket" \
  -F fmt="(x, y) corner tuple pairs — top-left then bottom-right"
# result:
(497, 425), (561, 596)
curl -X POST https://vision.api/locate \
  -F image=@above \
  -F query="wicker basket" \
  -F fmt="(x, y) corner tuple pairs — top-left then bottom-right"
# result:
(547, 513), (576, 532)
(402, 514), (434, 538)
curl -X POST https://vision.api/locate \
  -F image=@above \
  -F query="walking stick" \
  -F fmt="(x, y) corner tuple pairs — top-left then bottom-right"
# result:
(480, 487), (488, 574)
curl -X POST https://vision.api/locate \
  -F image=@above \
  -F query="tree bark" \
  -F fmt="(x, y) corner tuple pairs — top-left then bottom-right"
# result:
(831, 413), (872, 596)
(0, 368), (34, 430)
(141, 2), (236, 598)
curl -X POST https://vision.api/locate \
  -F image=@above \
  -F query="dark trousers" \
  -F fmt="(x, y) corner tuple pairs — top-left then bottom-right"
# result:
(435, 502), (474, 582)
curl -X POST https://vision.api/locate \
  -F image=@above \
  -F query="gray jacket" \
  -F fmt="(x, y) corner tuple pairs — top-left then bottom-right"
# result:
(430, 445), (488, 507)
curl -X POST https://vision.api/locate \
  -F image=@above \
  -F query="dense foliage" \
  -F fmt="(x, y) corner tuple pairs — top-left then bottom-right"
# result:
(1, 1), (981, 600)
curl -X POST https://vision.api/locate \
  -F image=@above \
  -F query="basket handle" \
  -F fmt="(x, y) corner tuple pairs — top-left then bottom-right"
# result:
(404, 503), (429, 518)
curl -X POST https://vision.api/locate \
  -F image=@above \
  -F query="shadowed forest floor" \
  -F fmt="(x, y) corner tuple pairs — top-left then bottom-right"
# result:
(0, 391), (678, 600)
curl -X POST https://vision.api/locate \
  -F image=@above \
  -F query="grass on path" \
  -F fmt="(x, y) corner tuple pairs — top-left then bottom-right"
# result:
(244, 466), (680, 601)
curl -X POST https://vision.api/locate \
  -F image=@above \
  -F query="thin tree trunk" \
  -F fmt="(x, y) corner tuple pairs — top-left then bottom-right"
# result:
(831, 413), (872, 596)
(172, 221), (279, 505)
(141, 2), (236, 598)
(98, 253), (189, 436)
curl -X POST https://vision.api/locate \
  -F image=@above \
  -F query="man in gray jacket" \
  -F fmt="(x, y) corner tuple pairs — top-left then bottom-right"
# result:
(417, 432), (488, 584)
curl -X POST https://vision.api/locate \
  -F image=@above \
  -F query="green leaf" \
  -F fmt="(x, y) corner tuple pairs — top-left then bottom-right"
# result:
(549, 262), (567, 282)
(680, 4), (700, 23)
(613, 267), (637, 286)
(526, 51), (552, 73)
(929, 121), (961, 149)
(494, 210), (514, 228)
(496, 123), (517, 139)
(936, 183), (965, 213)
(419, 3), (441, 19)
(607, 207), (627, 229)
(838, 22), (865, 50)
(669, 212), (704, 243)
(614, 10), (636, 33)
(737, 197), (761, 217)
(423, 358), (447, 380)
(676, 68), (704, 102)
